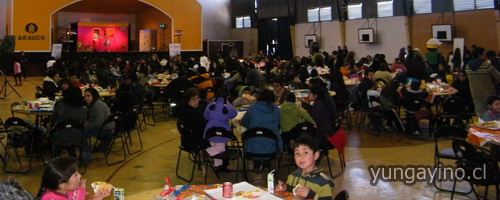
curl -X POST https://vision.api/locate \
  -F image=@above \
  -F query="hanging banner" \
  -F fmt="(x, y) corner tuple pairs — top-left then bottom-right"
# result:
(169, 43), (181, 57)
(51, 43), (63, 59)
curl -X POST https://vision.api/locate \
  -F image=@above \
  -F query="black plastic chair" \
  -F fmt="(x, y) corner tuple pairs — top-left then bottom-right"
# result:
(0, 118), (8, 165)
(353, 90), (370, 130)
(241, 127), (279, 180)
(10, 102), (21, 117)
(366, 96), (385, 136)
(3, 117), (45, 174)
(175, 120), (205, 182)
(403, 97), (433, 138)
(35, 86), (46, 99)
(288, 122), (316, 152)
(92, 113), (125, 166)
(52, 119), (86, 174)
(432, 126), (471, 194)
(204, 126), (241, 184)
(437, 96), (467, 127)
(452, 139), (500, 200)
(324, 116), (346, 179)
(142, 97), (169, 126)
(334, 190), (349, 200)
(123, 105), (143, 155)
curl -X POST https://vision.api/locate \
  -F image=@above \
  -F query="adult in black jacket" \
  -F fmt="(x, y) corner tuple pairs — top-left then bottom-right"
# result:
(42, 70), (61, 100)
(177, 88), (209, 150)
(451, 71), (474, 112)
(111, 83), (135, 113)
(164, 70), (195, 102)
(406, 54), (428, 81)
(95, 59), (113, 88)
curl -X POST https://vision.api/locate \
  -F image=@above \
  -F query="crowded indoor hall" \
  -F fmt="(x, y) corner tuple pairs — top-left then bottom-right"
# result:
(0, 0), (499, 199)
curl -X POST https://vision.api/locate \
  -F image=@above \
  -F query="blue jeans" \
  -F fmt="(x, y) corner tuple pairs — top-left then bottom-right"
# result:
(83, 128), (114, 160)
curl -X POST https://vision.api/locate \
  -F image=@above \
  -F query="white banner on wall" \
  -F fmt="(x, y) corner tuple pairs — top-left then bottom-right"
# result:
(51, 44), (63, 60)
(169, 43), (181, 57)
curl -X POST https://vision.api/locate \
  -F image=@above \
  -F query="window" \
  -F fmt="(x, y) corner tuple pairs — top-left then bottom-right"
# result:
(377, 0), (393, 17)
(454, 0), (495, 11)
(319, 7), (332, 21)
(413, 0), (432, 14)
(235, 16), (251, 28)
(476, 0), (495, 9)
(348, 3), (363, 20)
(453, 0), (474, 11)
(307, 7), (332, 22)
(307, 8), (319, 22)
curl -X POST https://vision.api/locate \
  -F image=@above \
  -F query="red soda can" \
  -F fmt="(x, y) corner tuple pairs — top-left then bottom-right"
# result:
(222, 182), (233, 198)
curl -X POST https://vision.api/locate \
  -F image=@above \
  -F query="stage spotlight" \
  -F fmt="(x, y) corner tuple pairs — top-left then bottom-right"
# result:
(159, 24), (165, 29)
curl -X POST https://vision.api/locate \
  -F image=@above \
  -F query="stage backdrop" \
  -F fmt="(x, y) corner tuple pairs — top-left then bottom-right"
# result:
(77, 22), (129, 52)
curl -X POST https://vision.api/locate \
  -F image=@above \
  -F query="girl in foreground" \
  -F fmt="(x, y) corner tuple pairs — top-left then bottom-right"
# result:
(38, 157), (110, 200)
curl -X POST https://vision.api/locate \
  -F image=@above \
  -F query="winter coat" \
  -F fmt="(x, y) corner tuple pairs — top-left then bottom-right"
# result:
(279, 102), (315, 132)
(466, 59), (500, 99)
(203, 98), (238, 143)
(241, 101), (283, 154)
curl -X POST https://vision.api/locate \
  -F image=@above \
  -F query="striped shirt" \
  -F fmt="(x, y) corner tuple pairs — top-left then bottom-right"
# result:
(286, 168), (334, 200)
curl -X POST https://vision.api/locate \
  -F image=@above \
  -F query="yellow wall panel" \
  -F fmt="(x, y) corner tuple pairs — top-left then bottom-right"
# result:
(12, 0), (202, 52)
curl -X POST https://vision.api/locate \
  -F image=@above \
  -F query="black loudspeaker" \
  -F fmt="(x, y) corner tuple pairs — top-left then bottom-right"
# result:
(309, 41), (320, 55)
(69, 23), (78, 52)
(1, 35), (16, 54)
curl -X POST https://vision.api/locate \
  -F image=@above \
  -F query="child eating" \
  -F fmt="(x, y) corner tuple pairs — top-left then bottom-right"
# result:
(275, 135), (334, 200)
(37, 157), (111, 200)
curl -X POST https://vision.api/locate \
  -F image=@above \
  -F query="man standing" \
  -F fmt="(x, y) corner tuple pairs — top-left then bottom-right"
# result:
(466, 47), (500, 119)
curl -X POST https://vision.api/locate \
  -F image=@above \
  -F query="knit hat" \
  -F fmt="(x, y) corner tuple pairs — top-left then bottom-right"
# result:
(426, 38), (441, 49)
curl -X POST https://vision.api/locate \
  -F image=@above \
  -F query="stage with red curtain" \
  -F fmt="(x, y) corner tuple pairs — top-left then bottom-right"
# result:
(77, 22), (129, 52)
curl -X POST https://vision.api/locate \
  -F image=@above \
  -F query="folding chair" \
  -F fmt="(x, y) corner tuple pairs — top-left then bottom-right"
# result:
(403, 97), (434, 139)
(175, 120), (205, 182)
(334, 190), (349, 200)
(123, 105), (143, 155)
(241, 127), (279, 180)
(92, 113), (125, 166)
(432, 126), (471, 194)
(52, 119), (87, 174)
(323, 116), (346, 179)
(452, 139), (499, 200)
(204, 126), (241, 183)
(3, 117), (45, 174)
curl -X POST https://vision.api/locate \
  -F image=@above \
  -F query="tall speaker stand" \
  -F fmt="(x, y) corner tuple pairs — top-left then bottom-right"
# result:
(0, 70), (21, 99)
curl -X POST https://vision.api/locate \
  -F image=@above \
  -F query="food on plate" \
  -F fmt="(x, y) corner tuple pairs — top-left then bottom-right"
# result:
(91, 181), (113, 194)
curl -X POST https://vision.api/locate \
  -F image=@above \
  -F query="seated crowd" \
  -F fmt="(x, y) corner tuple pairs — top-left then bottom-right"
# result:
(24, 43), (499, 199)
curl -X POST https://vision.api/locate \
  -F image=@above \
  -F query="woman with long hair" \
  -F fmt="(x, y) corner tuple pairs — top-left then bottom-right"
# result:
(308, 84), (336, 149)
(82, 88), (115, 160)
(380, 80), (405, 133)
(177, 88), (209, 151)
(451, 48), (462, 71)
